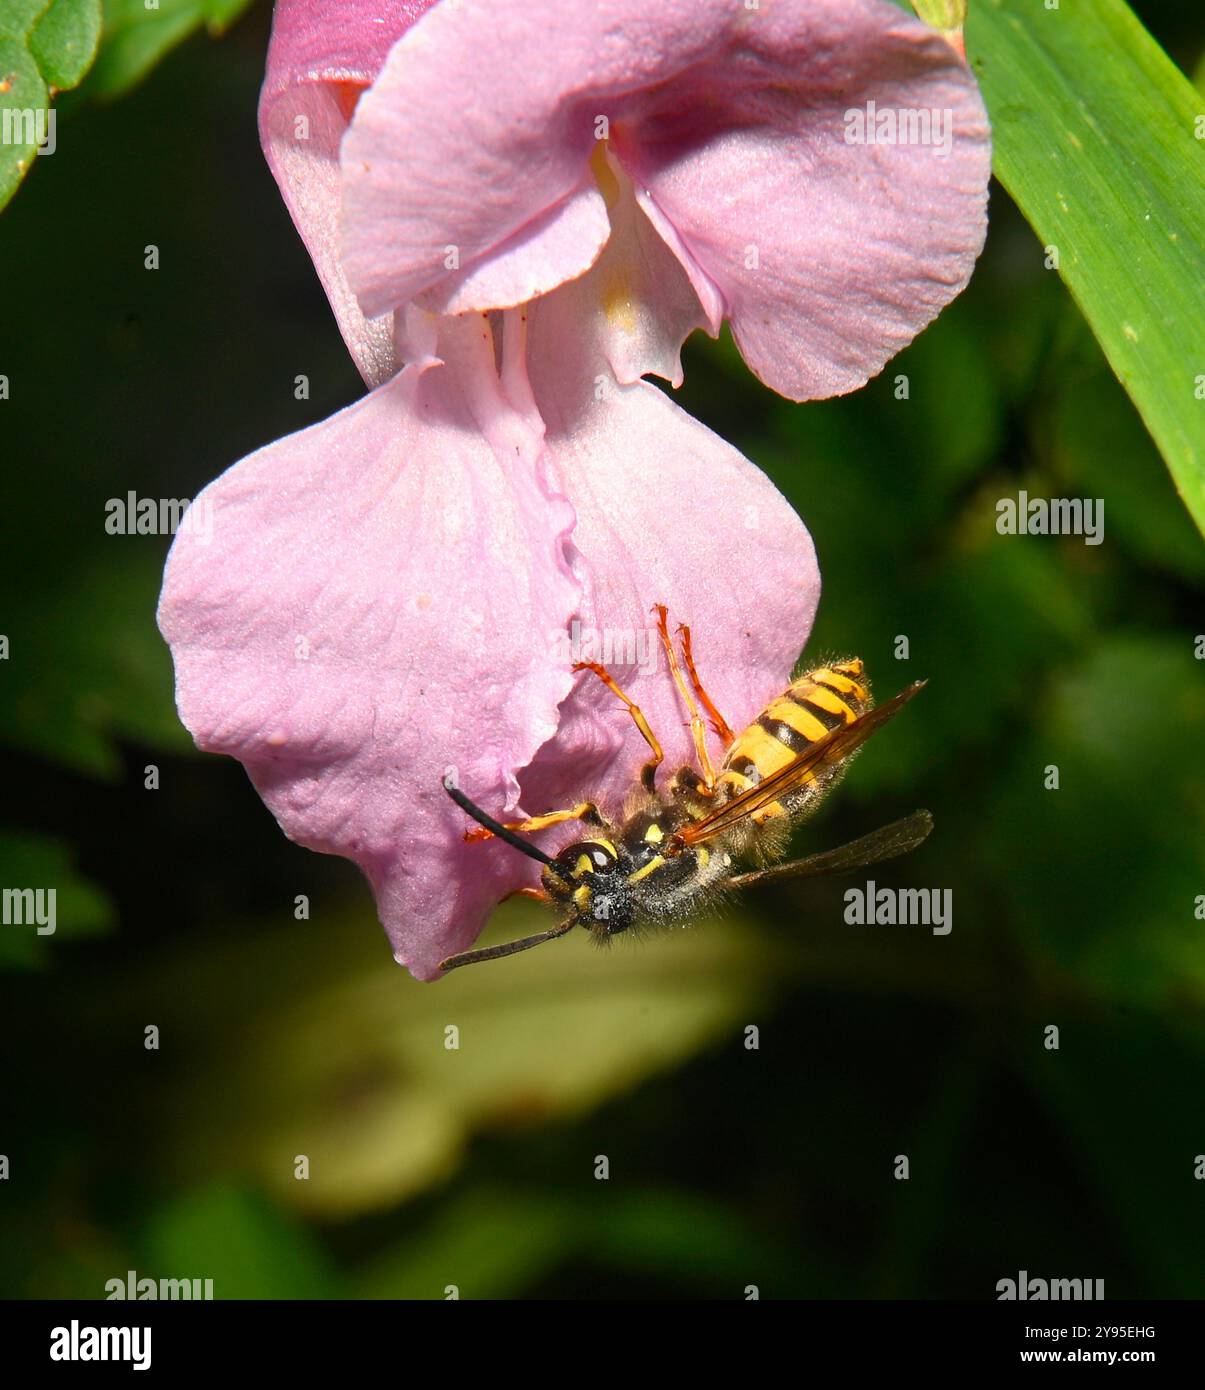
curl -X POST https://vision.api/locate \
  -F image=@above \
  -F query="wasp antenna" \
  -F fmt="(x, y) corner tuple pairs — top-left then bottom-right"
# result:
(439, 917), (578, 973)
(442, 779), (562, 871)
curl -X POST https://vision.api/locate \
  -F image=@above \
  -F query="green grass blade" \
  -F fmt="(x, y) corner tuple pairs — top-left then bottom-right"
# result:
(966, 0), (1205, 536)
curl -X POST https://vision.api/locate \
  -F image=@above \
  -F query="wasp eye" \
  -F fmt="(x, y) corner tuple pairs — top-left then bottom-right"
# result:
(555, 840), (619, 876)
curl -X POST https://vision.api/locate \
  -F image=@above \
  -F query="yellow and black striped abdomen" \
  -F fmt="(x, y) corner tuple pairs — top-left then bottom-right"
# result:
(715, 659), (871, 819)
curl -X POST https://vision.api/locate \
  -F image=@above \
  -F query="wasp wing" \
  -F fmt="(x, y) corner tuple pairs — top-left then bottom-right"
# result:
(674, 680), (927, 849)
(725, 809), (933, 891)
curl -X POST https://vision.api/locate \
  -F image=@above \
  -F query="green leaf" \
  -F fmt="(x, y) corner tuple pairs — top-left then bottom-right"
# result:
(1049, 327), (1205, 585)
(357, 1189), (577, 1300)
(965, 0), (1205, 537)
(118, 897), (776, 1219)
(0, 35), (47, 210)
(359, 1184), (805, 1299)
(0, 830), (114, 970)
(0, 551), (192, 777)
(983, 635), (1205, 1008)
(142, 1185), (343, 1299)
(86, 0), (253, 100)
(30, 0), (102, 89)
(0, 0), (101, 210)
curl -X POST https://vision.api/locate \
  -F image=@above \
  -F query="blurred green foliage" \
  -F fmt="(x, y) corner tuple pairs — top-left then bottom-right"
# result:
(84, 0), (253, 99)
(0, 831), (112, 968)
(0, 2), (1202, 1300)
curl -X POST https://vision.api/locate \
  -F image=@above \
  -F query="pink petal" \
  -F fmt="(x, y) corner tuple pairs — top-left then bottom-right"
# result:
(516, 265), (819, 817)
(259, 0), (437, 386)
(160, 299), (818, 979)
(339, 0), (988, 398)
(338, 0), (718, 321)
(340, 111), (603, 320)
(414, 183), (611, 317)
(159, 318), (580, 981)
(613, 1), (991, 399)
(574, 150), (719, 390)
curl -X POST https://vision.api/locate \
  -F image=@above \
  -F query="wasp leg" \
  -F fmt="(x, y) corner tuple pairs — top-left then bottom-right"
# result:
(463, 802), (603, 845)
(573, 659), (664, 792)
(670, 766), (716, 801)
(677, 621), (736, 748)
(499, 886), (555, 904)
(653, 604), (717, 790)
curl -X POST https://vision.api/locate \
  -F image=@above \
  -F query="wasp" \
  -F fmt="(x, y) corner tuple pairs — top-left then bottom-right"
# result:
(440, 606), (931, 972)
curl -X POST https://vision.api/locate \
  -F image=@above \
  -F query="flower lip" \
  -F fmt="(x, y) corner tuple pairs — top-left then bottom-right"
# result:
(159, 297), (819, 981)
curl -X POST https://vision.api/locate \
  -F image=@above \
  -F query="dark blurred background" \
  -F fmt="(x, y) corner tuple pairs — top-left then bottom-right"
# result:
(1, 1), (1202, 1299)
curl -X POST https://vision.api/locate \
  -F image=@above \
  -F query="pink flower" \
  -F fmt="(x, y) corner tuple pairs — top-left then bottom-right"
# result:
(261, 0), (989, 397)
(161, 0), (989, 980)
(159, 292), (817, 979)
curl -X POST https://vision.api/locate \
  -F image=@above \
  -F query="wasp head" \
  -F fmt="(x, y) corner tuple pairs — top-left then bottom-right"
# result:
(543, 838), (636, 936)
